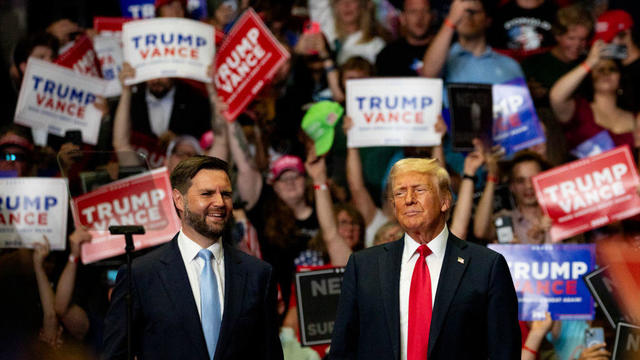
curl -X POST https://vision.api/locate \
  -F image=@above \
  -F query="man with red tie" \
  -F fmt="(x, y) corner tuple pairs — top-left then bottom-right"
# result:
(330, 158), (521, 359)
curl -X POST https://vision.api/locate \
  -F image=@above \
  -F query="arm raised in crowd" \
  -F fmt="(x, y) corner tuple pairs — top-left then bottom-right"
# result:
(450, 139), (485, 240)
(226, 120), (263, 210)
(344, 116), (377, 226)
(522, 312), (553, 360)
(55, 228), (91, 340)
(473, 148), (502, 240)
(112, 62), (135, 153)
(306, 151), (352, 266)
(204, 68), (229, 161)
(421, 0), (473, 77)
(549, 41), (605, 124)
(32, 236), (61, 348)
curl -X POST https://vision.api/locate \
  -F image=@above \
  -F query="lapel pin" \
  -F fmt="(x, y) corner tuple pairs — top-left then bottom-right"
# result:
(457, 257), (464, 264)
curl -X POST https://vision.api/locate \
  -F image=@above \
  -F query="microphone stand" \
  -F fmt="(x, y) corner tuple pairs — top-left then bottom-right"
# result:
(109, 225), (145, 360)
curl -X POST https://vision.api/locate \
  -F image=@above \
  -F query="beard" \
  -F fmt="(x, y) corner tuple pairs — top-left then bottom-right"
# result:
(184, 201), (227, 240)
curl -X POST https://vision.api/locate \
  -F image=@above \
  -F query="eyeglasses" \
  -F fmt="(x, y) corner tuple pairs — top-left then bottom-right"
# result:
(1, 153), (27, 162)
(593, 65), (620, 75)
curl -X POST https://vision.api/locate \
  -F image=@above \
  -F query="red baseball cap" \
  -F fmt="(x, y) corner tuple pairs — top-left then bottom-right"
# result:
(593, 10), (634, 43)
(155, 0), (186, 10)
(269, 155), (305, 182)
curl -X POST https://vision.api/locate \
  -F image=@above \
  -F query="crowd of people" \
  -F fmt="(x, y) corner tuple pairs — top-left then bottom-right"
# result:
(0, 0), (639, 359)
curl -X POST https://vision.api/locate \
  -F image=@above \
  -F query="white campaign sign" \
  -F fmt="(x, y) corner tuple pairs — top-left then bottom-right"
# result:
(0, 178), (69, 250)
(14, 58), (107, 145)
(93, 35), (124, 97)
(346, 78), (443, 147)
(123, 18), (215, 84)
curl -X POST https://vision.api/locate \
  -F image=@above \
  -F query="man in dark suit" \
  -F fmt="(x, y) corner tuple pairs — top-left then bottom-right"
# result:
(103, 156), (283, 359)
(330, 158), (520, 359)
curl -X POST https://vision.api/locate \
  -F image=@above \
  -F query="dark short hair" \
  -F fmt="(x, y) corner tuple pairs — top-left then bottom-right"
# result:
(13, 32), (59, 68)
(507, 150), (551, 181)
(170, 155), (229, 194)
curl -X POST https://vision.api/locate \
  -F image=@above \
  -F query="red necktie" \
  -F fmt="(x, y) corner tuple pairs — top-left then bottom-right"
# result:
(408, 244), (433, 360)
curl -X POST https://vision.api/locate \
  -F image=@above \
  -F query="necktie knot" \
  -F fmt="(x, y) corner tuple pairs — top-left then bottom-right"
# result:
(198, 248), (213, 265)
(418, 244), (432, 258)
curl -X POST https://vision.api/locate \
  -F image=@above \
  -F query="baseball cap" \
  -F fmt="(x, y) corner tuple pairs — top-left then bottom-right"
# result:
(594, 10), (634, 43)
(301, 101), (344, 156)
(0, 132), (34, 153)
(155, 0), (186, 10)
(269, 155), (305, 182)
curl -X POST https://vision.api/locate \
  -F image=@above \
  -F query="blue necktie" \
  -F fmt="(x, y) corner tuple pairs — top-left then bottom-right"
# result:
(198, 249), (222, 360)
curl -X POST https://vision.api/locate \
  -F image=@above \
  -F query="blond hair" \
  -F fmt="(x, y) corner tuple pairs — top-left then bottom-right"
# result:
(331, 0), (378, 44)
(388, 158), (452, 219)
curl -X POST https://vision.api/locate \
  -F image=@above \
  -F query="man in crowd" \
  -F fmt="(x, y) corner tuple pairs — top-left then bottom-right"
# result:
(422, 0), (524, 84)
(330, 158), (520, 359)
(473, 151), (552, 244)
(103, 156), (283, 359)
(376, 0), (433, 76)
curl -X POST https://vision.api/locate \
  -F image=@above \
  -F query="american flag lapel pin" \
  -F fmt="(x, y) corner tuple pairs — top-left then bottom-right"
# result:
(457, 257), (464, 264)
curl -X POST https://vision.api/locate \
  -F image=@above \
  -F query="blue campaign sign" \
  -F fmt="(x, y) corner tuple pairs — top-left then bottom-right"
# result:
(492, 78), (546, 156)
(570, 130), (615, 159)
(120, 0), (155, 19)
(488, 244), (596, 321)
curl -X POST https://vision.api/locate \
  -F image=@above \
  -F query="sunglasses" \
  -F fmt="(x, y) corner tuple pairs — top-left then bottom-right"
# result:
(1, 153), (27, 162)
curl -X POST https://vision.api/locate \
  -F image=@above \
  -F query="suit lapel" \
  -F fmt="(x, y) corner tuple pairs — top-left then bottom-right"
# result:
(157, 236), (209, 358)
(378, 239), (404, 360)
(213, 244), (246, 360)
(428, 234), (469, 358)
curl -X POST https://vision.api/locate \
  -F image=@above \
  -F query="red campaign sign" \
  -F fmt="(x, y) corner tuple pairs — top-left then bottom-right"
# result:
(533, 146), (640, 242)
(73, 167), (180, 264)
(93, 17), (132, 34)
(54, 35), (102, 78)
(130, 131), (166, 169)
(214, 8), (289, 121)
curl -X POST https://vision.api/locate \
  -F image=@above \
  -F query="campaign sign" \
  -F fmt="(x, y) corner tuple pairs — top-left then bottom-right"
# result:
(346, 78), (443, 147)
(215, 8), (290, 121)
(612, 323), (640, 360)
(571, 131), (616, 159)
(584, 266), (635, 328)
(123, 18), (215, 84)
(73, 167), (180, 264)
(295, 267), (345, 345)
(94, 17), (132, 35)
(120, 0), (155, 19)
(492, 79), (545, 155)
(532, 146), (640, 241)
(14, 58), (106, 145)
(488, 244), (595, 321)
(54, 35), (102, 78)
(93, 35), (124, 97)
(130, 131), (167, 169)
(0, 178), (68, 250)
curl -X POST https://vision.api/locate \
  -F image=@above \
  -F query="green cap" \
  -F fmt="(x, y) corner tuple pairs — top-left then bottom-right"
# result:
(301, 101), (344, 156)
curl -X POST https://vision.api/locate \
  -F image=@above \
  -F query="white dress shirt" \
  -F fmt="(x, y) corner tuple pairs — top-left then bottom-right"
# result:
(399, 225), (449, 360)
(177, 230), (225, 318)
(145, 86), (175, 137)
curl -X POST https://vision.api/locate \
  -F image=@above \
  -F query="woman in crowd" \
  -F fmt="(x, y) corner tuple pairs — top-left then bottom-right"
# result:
(550, 40), (640, 153)
(308, 0), (386, 65)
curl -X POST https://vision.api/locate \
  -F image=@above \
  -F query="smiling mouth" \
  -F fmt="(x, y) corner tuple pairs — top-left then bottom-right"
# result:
(207, 212), (227, 220)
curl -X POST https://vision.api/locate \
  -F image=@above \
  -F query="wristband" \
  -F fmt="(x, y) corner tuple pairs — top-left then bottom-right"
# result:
(68, 254), (79, 264)
(487, 175), (499, 184)
(522, 345), (537, 356)
(462, 173), (477, 183)
(444, 17), (456, 30)
(324, 64), (337, 73)
(314, 183), (329, 191)
(581, 62), (591, 73)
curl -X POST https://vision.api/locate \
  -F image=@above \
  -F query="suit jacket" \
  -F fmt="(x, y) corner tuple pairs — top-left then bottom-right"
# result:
(330, 233), (521, 360)
(102, 235), (283, 360)
(129, 81), (212, 140)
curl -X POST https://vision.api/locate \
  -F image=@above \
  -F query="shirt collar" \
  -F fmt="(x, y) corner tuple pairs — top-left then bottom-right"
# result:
(145, 86), (175, 105)
(403, 224), (449, 263)
(450, 42), (494, 59)
(177, 229), (224, 264)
